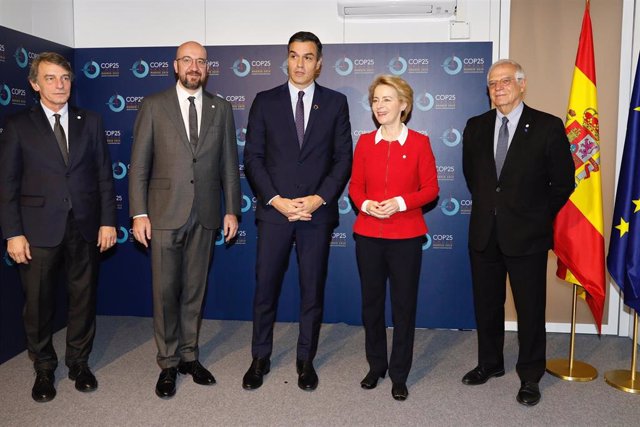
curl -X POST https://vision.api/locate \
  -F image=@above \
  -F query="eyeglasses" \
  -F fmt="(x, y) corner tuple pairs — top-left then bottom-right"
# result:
(488, 77), (517, 89)
(176, 56), (207, 67)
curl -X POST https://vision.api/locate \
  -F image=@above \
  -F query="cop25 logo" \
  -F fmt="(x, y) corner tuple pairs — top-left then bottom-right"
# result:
(388, 56), (408, 76)
(0, 84), (11, 106)
(440, 197), (460, 216)
(422, 234), (432, 251)
(82, 61), (101, 79)
(14, 47), (28, 68)
(131, 60), (150, 78)
(442, 55), (462, 75)
(338, 196), (352, 215)
(117, 226), (129, 244)
(440, 128), (461, 147)
(106, 94), (126, 112)
(415, 92), (434, 112)
(334, 57), (353, 77)
(232, 59), (251, 77)
(112, 162), (128, 180)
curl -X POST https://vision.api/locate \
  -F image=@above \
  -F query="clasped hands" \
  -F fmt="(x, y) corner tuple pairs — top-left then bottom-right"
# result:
(365, 198), (400, 219)
(271, 195), (324, 222)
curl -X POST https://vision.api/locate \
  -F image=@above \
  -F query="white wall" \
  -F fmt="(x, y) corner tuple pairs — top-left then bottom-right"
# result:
(70, 0), (501, 56)
(0, 0), (74, 46)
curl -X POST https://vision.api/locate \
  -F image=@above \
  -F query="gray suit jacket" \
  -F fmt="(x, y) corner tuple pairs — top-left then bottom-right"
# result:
(129, 87), (240, 230)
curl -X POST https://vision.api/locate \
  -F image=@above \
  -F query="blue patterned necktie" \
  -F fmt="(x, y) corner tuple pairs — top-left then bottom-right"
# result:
(295, 91), (304, 147)
(495, 116), (509, 176)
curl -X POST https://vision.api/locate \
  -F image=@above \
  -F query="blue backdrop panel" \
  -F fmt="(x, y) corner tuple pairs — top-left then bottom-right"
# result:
(1, 24), (492, 364)
(72, 41), (492, 330)
(0, 26), (74, 364)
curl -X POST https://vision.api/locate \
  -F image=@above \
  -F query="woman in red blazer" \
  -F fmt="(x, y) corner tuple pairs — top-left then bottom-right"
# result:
(349, 75), (439, 401)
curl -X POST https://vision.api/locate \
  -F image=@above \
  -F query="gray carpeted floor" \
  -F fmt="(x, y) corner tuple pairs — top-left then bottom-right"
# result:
(0, 316), (639, 426)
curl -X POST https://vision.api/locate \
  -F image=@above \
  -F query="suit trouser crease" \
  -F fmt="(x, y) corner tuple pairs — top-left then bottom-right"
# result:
(151, 208), (214, 369)
(252, 221), (332, 361)
(20, 213), (98, 371)
(469, 220), (548, 383)
(356, 235), (422, 384)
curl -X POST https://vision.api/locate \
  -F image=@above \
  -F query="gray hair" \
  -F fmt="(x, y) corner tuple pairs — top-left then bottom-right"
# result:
(487, 59), (525, 84)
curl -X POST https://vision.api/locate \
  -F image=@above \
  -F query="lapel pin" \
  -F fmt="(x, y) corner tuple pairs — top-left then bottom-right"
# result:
(313, 104), (319, 110)
(524, 123), (530, 132)
(77, 115), (82, 119)
(211, 105), (215, 108)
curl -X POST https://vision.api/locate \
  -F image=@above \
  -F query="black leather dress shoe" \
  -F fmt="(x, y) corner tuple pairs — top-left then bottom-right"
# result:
(296, 359), (318, 391)
(391, 383), (408, 401)
(32, 370), (56, 403)
(516, 381), (541, 406)
(178, 360), (216, 385)
(68, 364), (98, 392)
(155, 367), (178, 398)
(242, 357), (271, 390)
(360, 371), (385, 390)
(461, 365), (505, 385)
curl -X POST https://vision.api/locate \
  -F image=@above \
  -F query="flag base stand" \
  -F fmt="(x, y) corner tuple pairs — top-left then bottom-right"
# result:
(604, 370), (640, 393)
(545, 284), (598, 381)
(546, 359), (597, 381)
(605, 312), (640, 393)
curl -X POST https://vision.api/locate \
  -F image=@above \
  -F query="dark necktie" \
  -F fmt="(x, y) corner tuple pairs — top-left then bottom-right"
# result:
(495, 116), (509, 176)
(295, 90), (305, 147)
(53, 113), (68, 165)
(188, 96), (198, 146)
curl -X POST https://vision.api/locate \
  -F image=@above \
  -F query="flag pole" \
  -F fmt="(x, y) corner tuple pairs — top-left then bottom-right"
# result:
(604, 312), (640, 393)
(546, 284), (598, 381)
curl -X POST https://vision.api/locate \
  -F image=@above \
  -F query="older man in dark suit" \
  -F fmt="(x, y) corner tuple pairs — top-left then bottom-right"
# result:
(242, 31), (352, 391)
(0, 52), (117, 402)
(461, 59), (575, 406)
(129, 41), (241, 399)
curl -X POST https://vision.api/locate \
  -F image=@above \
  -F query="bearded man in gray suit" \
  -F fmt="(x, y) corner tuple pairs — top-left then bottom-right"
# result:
(129, 41), (241, 399)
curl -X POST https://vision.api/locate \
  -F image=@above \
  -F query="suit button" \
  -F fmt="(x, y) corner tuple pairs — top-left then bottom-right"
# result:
(495, 187), (501, 192)
(63, 198), (68, 202)
(65, 173), (70, 177)
(190, 180), (194, 184)
(193, 158), (197, 163)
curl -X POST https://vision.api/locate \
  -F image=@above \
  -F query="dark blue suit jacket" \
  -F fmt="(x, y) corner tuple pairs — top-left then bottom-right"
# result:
(244, 82), (352, 225)
(0, 104), (116, 247)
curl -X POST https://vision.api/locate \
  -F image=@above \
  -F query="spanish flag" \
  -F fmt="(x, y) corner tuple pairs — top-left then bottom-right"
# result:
(553, 0), (606, 331)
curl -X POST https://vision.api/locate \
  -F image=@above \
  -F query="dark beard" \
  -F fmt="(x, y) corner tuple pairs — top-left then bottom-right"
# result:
(180, 72), (203, 90)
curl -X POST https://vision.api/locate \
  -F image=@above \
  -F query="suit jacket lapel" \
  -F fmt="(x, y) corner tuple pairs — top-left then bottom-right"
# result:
(276, 83), (300, 151)
(302, 83), (323, 151)
(161, 88), (193, 152)
(67, 106), (83, 166)
(499, 103), (532, 180)
(197, 92), (216, 155)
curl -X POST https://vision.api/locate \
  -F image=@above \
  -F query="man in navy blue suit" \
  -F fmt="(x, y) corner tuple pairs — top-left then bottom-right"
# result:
(242, 31), (352, 391)
(0, 52), (117, 402)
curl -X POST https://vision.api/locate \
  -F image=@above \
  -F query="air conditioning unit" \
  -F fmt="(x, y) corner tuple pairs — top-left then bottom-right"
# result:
(337, 0), (457, 18)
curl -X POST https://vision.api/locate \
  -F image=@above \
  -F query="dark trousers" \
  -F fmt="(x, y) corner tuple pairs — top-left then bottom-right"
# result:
(251, 220), (333, 361)
(469, 221), (548, 383)
(19, 212), (98, 371)
(150, 209), (214, 369)
(355, 234), (423, 384)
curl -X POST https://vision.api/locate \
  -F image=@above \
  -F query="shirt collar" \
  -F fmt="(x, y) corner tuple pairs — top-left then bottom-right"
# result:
(288, 81), (315, 98)
(40, 101), (68, 119)
(496, 100), (524, 123)
(374, 123), (408, 145)
(176, 82), (203, 102)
